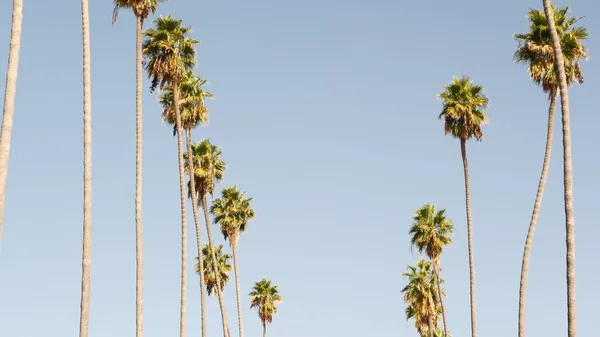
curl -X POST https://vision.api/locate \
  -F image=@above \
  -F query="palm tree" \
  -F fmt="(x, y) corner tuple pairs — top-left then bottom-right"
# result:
(514, 6), (588, 337)
(541, 2), (578, 336)
(161, 70), (214, 337)
(197, 244), (232, 296)
(212, 186), (255, 337)
(409, 204), (454, 337)
(0, 0), (24, 246)
(78, 0), (93, 336)
(143, 15), (198, 337)
(402, 260), (441, 337)
(112, 1), (165, 336)
(186, 139), (231, 337)
(249, 279), (282, 337)
(437, 76), (489, 337)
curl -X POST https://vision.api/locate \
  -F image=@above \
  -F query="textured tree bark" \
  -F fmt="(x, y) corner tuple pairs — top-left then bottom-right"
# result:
(135, 15), (144, 337)
(518, 88), (558, 337)
(541, 2), (577, 336)
(78, 0), (93, 336)
(0, 0), (24, 246)
(461, 138), (477, 337)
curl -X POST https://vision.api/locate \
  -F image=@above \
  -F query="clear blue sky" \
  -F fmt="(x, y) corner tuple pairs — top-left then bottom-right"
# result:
(0, 0), (598, 336)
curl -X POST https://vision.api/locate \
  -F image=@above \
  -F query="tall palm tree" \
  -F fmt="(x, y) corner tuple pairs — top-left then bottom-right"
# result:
(437, 76), (489, 337)
(143, 15), (198, 337)
(112, 1), (165, 336)
(409, 204), (454, 337)
(197, 244), (232, 296)
(514, 6), (588, 337)
(161, 70), (214, 337)
(78, 0), (93, 336)
(211, 186), (255, 337)
(402, 260), (441, 337)
(0, 0), (24, 245)
(187, 139), (231, 337)
(541, 2), (578, 336)
(249, 279), (282, 337)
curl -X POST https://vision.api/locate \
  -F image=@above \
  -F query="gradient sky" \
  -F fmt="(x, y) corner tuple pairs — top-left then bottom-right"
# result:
(0, 0), (598, 336)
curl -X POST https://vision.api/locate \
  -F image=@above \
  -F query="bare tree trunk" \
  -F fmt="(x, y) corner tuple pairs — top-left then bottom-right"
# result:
(0, 0), (24, 245)
(434, 262), (449, 337)
(262, 321), (266, 337)
(201, 197), (231, 337)
(78, 0), (92, 336)
(518, 88), (558, 337)
(460, 138), (477, 337)
(542, 2), (577, 336)
(135, 15), (144, 337)
(232, 241), (244, 337)
(173, 84), (188, 337)
(185, 129), (207, 337)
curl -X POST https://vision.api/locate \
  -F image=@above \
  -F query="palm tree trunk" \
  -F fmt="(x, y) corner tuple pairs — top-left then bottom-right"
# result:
(262, 321), (266, 337)
(200, 196), (231, 337)
(78, 0), (92, 336)
(232, 241), (244, 337)
(185, 129), (207, 337)
(434, 262), (449, 337)
(0, 0), (24, 245)
(173, 84), (188, 337)
(460, 138), (477, 337)
(518, 88), (558, 337)
(542, 2), (577, 336)
(135, 15), (144, 337)
(428, 317), (435, 337)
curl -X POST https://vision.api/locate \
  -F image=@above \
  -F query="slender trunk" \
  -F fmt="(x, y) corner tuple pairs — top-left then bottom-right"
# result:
(262, 321), (266, 337)
(78, 0), (92, 336)
(428, 317), (435, 337)
(173, 84), (188, 337)
(434, 261), (449, 337)
(542, 2), (577, 336)
(460, 138), (477, 337)
(0, 0), (24, 245)
(185, 129), (207, 337)
(201, 197), (231, 337)
(518, 88), (558, 337)
(135, 15), (144, 337)
(232, 241), (244, 337)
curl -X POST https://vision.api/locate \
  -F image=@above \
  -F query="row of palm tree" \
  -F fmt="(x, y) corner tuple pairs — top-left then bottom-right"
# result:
(401, 3), (587, 337)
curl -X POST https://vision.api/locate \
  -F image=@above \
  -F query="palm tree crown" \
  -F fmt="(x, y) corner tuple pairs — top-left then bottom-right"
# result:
(112, 0), (165, 23)
(142, 15), (198, 91)
(402, 260), (441, 337)
(409, 204), (454, 263)
(197, 244), (232, 296)
(249, 279), (282, 325)
(437, 76), (489, 141)
(184, 139), (227, 199)
(211, 186), (255, 245)
(514, 5), (588, 94)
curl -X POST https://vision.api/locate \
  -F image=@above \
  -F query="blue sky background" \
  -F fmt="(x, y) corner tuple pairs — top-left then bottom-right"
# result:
(0, 0), (598, 336)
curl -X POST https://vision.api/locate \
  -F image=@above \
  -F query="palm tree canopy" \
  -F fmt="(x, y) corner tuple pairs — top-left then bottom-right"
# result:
(402, 260), (441, 337)
(211, 186), (255, 244)
(249, 279), (282, 325)
(160, 70), (215, 133)
(514, 5), (588, 93)
(142, 15), (198, 92)
(409, 204), (454, 263)
(437, 76), (489, 141)
(112, 0), (166, 24)
(196, 244), (232, 296)
(184, 139), (226, 199)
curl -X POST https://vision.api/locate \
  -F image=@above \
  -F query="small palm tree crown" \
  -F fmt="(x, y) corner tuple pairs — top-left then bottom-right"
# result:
(402, 260), (441, 337)
(514, 5), (588, 94)
(249, 279), (282, 325)
(196, 244), (232, 296)
(112, 0), (166, 24)
(184, 139), (227, 199)
(211, 186), (255, 245)
(409, 204), (454, 263)
(160, 71), (215, 135)
(142, 15), (198, 92)
(437, 76), (489, 141)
